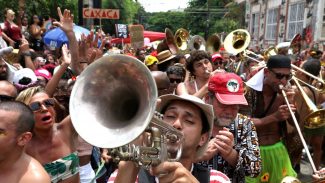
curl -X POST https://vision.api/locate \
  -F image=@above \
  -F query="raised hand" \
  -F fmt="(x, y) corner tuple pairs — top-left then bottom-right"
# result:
(53, 7), (74, 33)
(61, 44), (71, 66)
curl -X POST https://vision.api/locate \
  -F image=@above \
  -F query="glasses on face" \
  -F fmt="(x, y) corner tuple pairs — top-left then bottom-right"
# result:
(169, 78), (182, 84)
(29, 98), (55, 112)
(269, 69), (292, 80)
(213, 61), (223, 65)
(0, 95), (15, 102)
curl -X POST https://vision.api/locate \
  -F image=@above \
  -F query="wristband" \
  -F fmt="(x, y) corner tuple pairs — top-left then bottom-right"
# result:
(21, 51), (31, 57)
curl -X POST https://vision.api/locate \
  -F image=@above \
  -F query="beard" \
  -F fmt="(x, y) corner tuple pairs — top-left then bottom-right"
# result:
(214, 115), (236, 127)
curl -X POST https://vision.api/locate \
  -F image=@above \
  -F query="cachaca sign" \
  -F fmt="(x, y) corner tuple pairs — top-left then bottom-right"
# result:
(83, 8), (119, 19)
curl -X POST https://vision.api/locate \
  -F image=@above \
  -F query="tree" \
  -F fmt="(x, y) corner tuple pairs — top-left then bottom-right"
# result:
(143, 11), (187, 32)
(0, 0), (78, 23)
(101, 0), (143, 36)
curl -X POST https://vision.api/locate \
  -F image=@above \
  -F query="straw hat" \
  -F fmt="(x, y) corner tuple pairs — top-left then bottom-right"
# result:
(157, 50), (176, 64)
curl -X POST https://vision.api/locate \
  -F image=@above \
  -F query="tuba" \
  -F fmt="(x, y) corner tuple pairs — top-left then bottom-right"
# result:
(188, 35), (206, 51)
(174, 28), (190, 52)
(157, 28), (179, 54)
(224, 29), (251, 55)
(206, 34), (221, 54)
(70, 55), (183, 166)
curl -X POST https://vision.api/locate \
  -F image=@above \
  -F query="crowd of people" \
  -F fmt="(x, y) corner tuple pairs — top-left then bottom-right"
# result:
(0, 6), (325, 183)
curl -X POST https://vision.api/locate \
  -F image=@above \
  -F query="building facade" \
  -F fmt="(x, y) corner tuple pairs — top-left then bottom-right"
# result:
(238, 0), (325, 49)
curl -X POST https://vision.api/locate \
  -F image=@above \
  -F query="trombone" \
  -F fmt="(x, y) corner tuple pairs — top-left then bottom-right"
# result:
(224, 29), (325, 91)
(280, 77), (325, 177)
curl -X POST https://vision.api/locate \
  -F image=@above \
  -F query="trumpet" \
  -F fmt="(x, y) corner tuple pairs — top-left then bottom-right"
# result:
(70, 55), (183, 167)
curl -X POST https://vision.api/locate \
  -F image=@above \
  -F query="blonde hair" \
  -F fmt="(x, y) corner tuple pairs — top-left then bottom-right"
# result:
(16, 86), (46, 105)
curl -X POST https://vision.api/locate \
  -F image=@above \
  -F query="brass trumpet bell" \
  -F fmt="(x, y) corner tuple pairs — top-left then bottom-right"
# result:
(206, 34), (221, 54)
(70, 55), (158, 148)
(224, 29), (251, 55)
(174, 28), (189, 51)
(292, 77), (325, 129)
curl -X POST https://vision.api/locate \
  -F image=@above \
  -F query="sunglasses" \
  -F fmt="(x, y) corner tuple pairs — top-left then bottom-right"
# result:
(29, 98), (55, 112)
(0, 95), (15, 102)
(213, 61), (223, 65)
(169, 78), (182, 84)
(269, 69), (292, 80)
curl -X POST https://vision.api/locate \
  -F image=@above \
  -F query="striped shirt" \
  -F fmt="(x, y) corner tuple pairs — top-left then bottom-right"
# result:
(108, 166), (230, 183)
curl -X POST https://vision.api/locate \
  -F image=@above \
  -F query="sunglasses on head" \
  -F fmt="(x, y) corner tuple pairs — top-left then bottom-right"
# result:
(269, 69), (292, 80)
(0, 95), (15, 102)
(29, 98), (55, 112)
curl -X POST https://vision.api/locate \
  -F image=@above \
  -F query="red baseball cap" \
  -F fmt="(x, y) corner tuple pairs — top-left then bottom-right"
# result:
(211, 53), (223, 63)
(208, 73), (248, 105)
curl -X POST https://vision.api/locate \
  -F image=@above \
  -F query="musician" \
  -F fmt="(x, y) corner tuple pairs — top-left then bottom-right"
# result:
(295, 59), (325, 170)
(244, 55), (298, 183)
(198, 72), (261, 182)
(108, 94), (231, 183)
(176, 50), (214, 99)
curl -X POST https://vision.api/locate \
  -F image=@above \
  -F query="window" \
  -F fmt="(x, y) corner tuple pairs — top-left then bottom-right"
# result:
(251, 13), (259, 40)
(287, 2), (304, 40)
(322, 7), (325, 38)
(266, 8), (278, 40)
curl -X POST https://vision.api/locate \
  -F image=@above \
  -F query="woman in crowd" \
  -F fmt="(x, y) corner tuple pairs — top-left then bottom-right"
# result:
(29, 14), (44, 52)
(2, 8), (22, 48)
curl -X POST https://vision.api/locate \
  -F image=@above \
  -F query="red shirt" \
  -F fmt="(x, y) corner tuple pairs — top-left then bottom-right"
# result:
(3, 20), (22, 41)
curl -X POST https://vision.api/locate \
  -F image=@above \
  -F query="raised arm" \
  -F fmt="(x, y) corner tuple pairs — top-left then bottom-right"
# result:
(45, 44), (70, 97)
(53, 7), (81, 75)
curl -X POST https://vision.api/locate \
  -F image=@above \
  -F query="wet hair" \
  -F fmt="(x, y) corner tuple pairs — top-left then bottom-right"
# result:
(160, 100), (210, 134)
(0, 101), (34, 134)
(186, 50), (211, 74)
(302, 58), (321, 77)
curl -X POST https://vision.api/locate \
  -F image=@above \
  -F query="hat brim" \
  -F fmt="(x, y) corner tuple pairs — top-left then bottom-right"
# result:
(157, 94), (214, 159)
(158, 55), (176, 65)
(216, 93), (248, 105)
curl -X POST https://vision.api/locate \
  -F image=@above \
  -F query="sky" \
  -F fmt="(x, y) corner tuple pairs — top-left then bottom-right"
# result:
(137, 0), (190, 12)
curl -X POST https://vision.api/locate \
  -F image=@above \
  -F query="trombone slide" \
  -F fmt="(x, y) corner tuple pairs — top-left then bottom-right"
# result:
(279, 84), (317, 173)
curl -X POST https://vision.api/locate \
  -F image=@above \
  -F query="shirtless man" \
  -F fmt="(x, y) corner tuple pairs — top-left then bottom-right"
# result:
(0, 101), (50, 183)
(245, 55), (297, 183)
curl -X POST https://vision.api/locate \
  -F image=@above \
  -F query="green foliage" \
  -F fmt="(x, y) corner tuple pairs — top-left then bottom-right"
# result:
(211, 18), (239, 33)
(0, 0), (78, 23)
(144, 12), (187, 32)
(101, 0), (143, 35)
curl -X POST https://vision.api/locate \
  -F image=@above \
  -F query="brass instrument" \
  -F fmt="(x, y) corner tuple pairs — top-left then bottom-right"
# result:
(188, 35), (206, 51)
(174, 28), (189, 52)
(224, 29), (251, 55)
(70, 55), (183, 167)
(288, 34), (302, 55)
(280, 79), (325, 181)
(157, 28), (179, 54)
(290, 77), (325, 129)
(206, 33), (221, 54)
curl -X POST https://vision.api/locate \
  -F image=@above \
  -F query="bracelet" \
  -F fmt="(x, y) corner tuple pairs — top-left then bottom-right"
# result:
(21, 51), (31, 57)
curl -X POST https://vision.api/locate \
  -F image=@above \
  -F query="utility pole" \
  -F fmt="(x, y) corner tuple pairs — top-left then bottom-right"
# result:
(205, 0), (211, 40)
